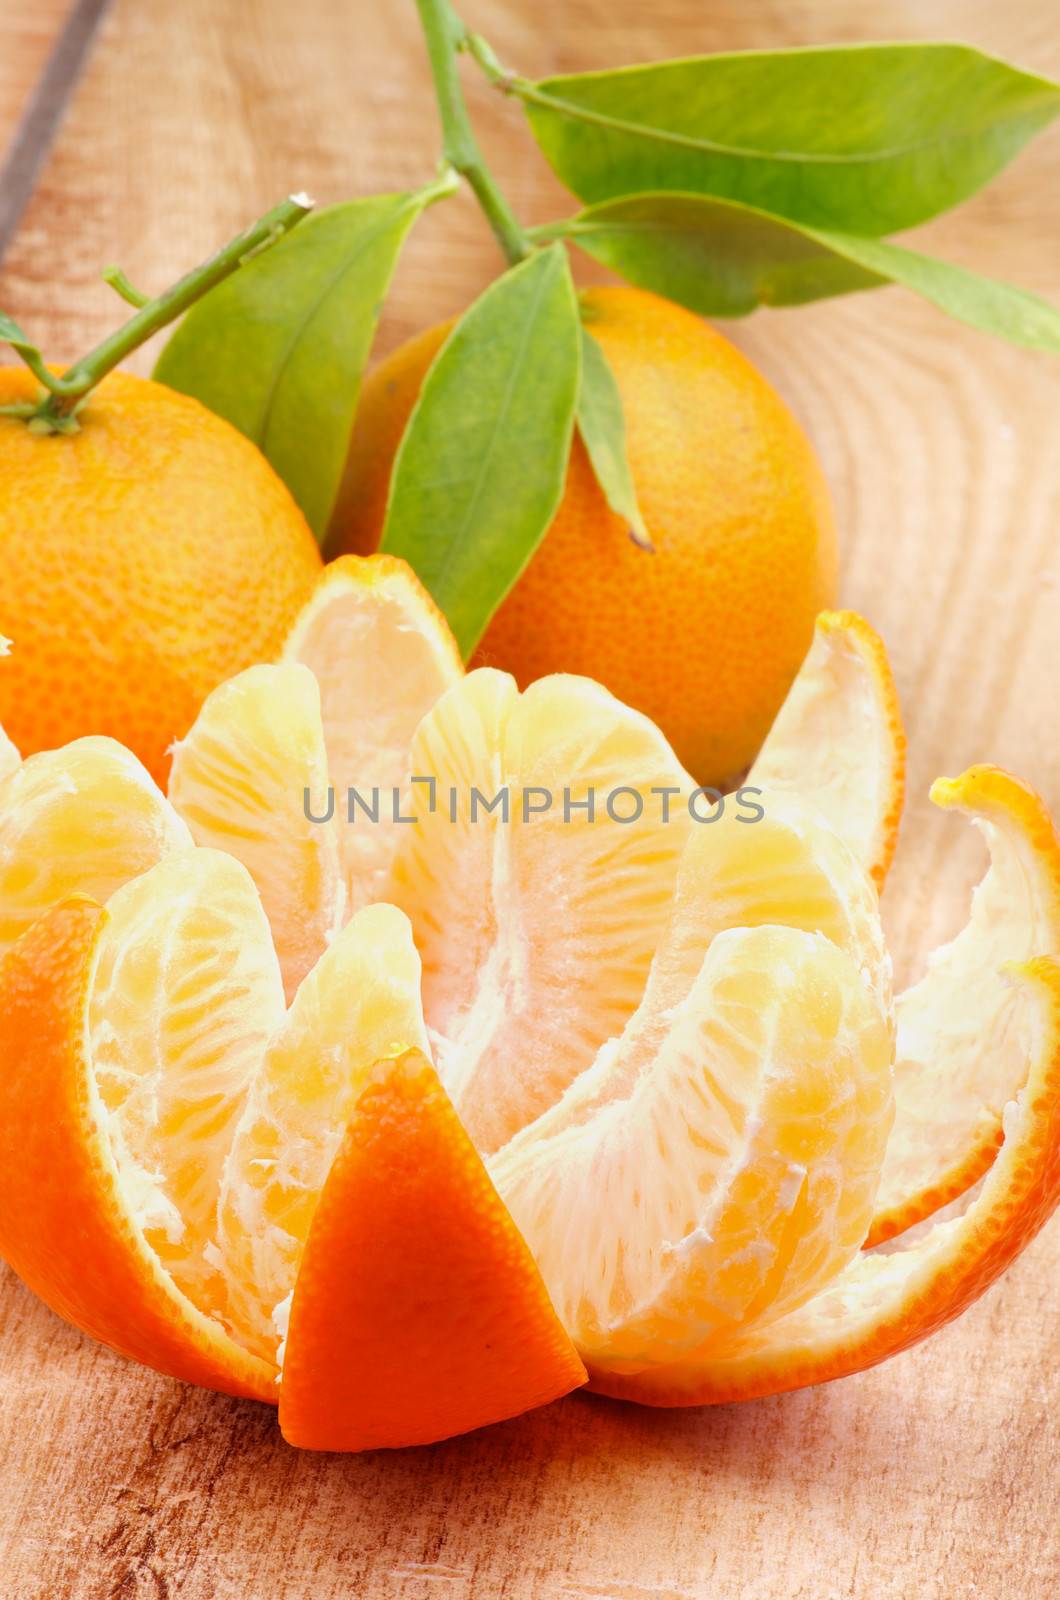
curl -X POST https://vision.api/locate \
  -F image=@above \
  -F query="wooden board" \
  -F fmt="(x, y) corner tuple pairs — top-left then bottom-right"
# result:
(0, 0), (70, 161)
(0, 0), (109, 254)
(0, 2), (1058, 1596)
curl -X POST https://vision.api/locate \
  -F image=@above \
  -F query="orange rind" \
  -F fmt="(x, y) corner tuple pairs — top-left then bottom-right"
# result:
(216, 901), (430, 1369)
(279, 1050), (586, 1451)
(592, 956), (1060, 1404)
(867, 766), (1060, 1246)
(0, 892), (277, 1400)
(0, 573), (1056, 1447)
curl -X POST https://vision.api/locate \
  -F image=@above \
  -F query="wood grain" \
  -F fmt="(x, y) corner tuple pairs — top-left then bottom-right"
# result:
(0, 2), (1058, 1597)
(0, 0), (109, 255)
(0, 0), (70, 162)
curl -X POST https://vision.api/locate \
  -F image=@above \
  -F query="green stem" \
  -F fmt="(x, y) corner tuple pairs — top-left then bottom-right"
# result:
(101, 266), (151, 309)
(414, 0), (530, 266)
(33, 193), (313, 425)
(463, 29), (515, 92)
(464, 30), (617, 133)
(0, 332), (58, 397)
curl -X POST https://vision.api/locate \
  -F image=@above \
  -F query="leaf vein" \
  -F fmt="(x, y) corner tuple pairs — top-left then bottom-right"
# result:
(255, 196), (420, 456)
(429, 257), (558, 603)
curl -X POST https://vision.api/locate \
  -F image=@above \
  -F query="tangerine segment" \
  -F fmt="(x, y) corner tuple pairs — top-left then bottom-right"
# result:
(217, 903), (429, 1368)
(656, 798), (892, 1026)
(0, 899), (275, 1400)
(89, 849), (285, 1319)
(0, 737), (192, 957)
(279, 1050), (586, 1451)
(386, 668), (695, 1154)
(748, 611), (906, 888)
(491, 925), (893, 1376)
(595, 957), (1060, 1405)
(281, 554), (464, 910)
(169, 663), (344, 1001)
(868, 767), (1060, 1246)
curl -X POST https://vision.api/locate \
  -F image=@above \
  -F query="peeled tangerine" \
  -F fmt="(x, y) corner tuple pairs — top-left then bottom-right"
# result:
(0, 560), (1058, 1450)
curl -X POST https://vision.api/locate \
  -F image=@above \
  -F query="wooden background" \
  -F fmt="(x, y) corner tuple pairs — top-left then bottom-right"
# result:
(1, 2), (1058, 1596)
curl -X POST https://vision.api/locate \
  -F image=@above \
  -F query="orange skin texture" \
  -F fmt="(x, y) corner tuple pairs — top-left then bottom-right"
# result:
(280, 1050), (586, 1451)
(329, 286), (838, 784)
(0, 898), (275, 1401)
(850, 619), (905, 890)
(820, 610), (906, 891)
(0, 368), (321, 784)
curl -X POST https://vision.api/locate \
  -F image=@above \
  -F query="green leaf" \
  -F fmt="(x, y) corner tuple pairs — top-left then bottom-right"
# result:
(813, 232), (1060, 353)
(155, 186), (444, 538)
(555, 194), (886, 315)
(549, 191), (1060, 351)
(521, 43), (1060, 235)
(577, 324), (652, 550)
(380, 244), (581, 657)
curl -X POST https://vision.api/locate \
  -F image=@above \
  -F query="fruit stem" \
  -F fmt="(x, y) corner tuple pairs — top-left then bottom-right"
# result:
(414, 0), (531, 266)
(101, 265), (151, 309)
(463, 29), (517, 92)
(464, 31), (599, 124)
(463, 29), (545, 106)
(27, 194), (313, 429)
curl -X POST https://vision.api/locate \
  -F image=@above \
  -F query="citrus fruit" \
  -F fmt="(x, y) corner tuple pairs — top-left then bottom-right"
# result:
(384, 667), (696, 1154)
(638, 795), (893, 1024)
(0, 576), (1057, 1444)
(279, 1049), (586, 1450)
(281, 554), (464, 909)
(168, 555), (464, 999)
(0, 864), (281, 1400)
(0, 736), (191, 958)
(489, 806), (894, 1377)
(491, 764), (1060, 1401)
(329, 285), (838, 785)
(748, 610), (906, 888)
(0, 368), (321, 784)
(0, 863), (582, 1447)
(867, 765), (1060, 1246)
(168, 662), (344, 1002)
(215, 901), (430, 1368)
(593, 955), (1060, 1404)
(88, 850), (285, 1314)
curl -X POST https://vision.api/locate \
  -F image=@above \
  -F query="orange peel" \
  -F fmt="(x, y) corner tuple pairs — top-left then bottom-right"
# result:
(279, 1050), (586, 1451)
(593, 956), (1060, 1404)
(0, 575), (1056, 1446)
(867, 766), (1060, 1245)
(0, 895), (276, 1400)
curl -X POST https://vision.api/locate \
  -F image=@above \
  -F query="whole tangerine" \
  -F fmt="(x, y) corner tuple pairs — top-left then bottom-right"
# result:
(329, 285), (837, 784)
(0, 367), (321, 783)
